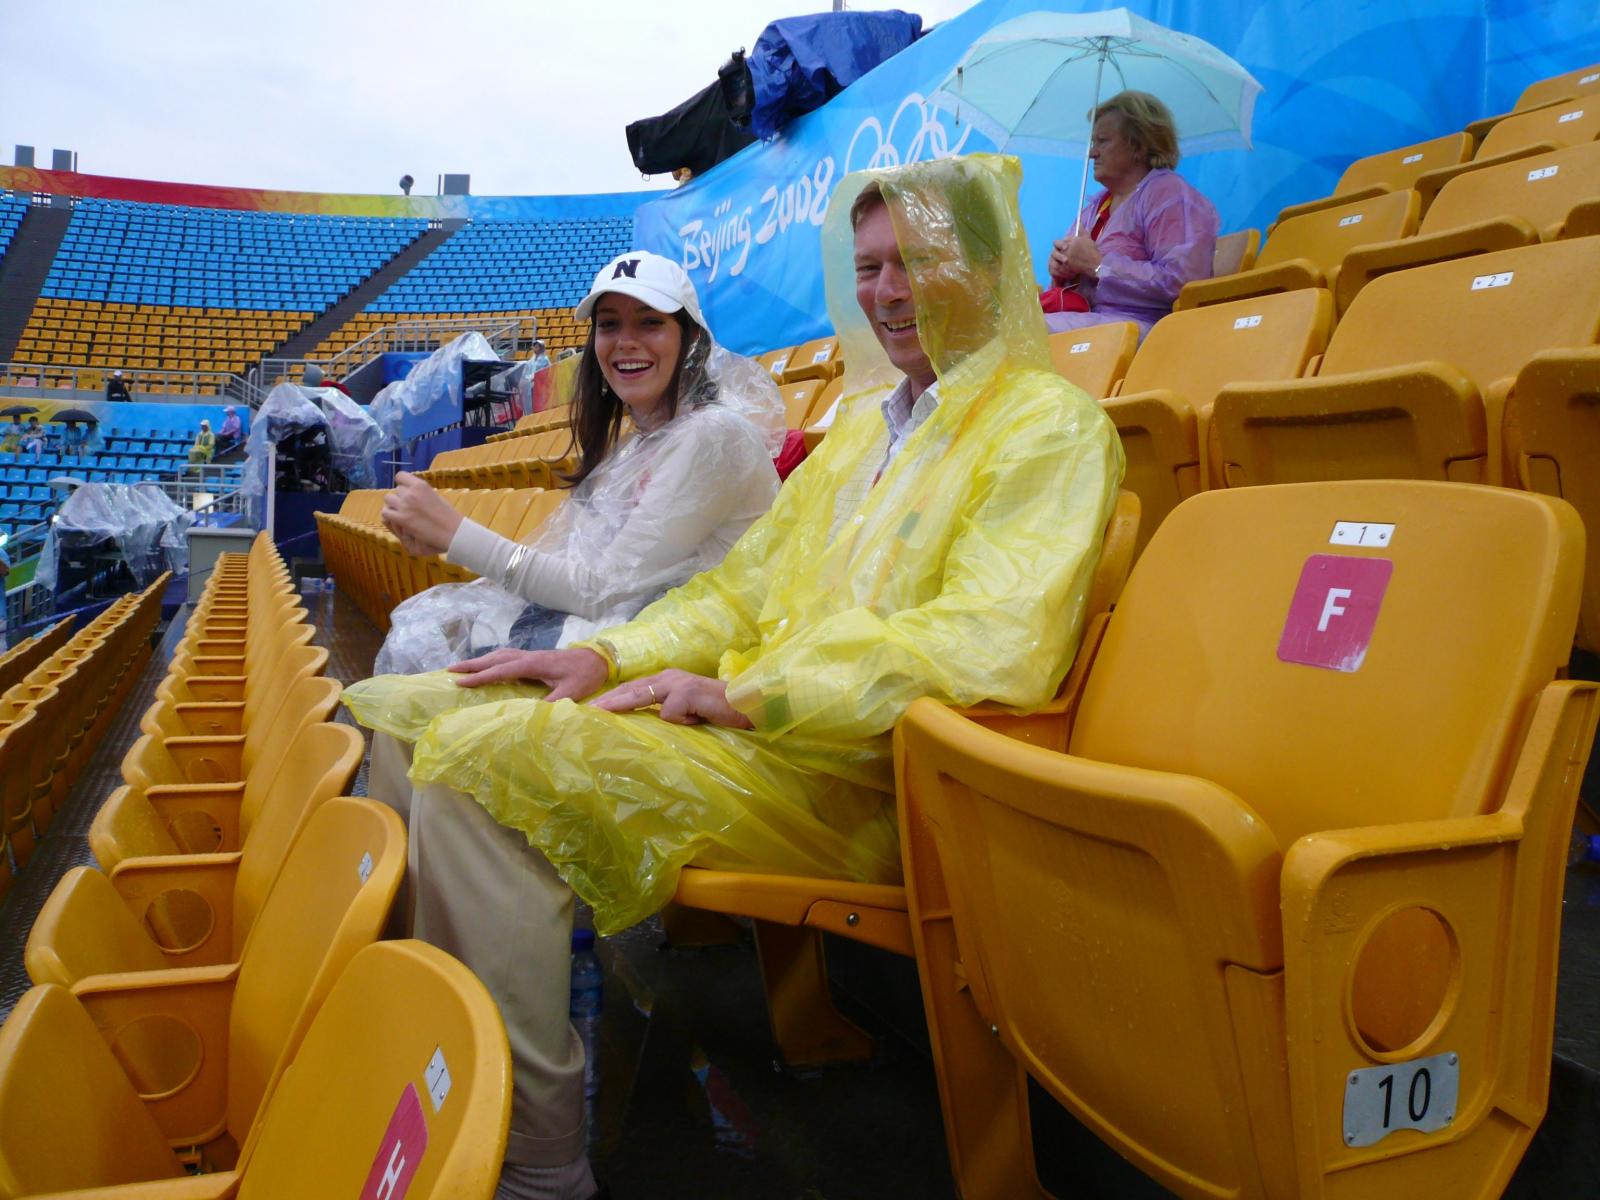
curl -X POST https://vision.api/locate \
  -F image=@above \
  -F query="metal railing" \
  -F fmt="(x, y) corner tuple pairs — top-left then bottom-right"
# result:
(252, 316), (534, 393)
(0, 361), (267, 407)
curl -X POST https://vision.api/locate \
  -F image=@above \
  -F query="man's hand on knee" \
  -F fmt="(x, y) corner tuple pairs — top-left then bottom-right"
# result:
(447, 647), (609, 700)
(591, 669), (754, 730)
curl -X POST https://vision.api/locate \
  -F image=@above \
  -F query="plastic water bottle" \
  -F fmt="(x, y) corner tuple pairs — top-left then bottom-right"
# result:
(570, 928), (603, 1099)
(1571, 831), (1600, 868)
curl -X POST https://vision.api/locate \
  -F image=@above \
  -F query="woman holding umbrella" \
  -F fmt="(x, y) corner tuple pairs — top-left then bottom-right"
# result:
(1041, 90), (1219, 337)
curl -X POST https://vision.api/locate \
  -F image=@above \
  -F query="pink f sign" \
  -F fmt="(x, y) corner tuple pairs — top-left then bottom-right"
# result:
(1277, 555), (1394, 672)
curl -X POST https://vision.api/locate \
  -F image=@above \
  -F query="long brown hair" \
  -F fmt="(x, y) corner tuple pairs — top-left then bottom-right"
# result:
(562, 307), (705, 486)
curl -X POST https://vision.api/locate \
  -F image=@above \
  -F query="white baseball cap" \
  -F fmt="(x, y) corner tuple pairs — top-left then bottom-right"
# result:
(575, 251), (706, 329)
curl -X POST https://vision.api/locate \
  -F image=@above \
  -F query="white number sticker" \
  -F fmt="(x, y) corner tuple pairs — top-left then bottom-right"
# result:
(1344, 1053), (1459, 1147)
(812, 348), (832, 363)
(425, 1047), (452, 1112)
(1338, 213), (1364, 227)
(769, 356), (788, 376)
(1402, 153), (1424, 164)
(1330, 521), (1395, 547)
(1558, 109), (1585, 123)
(358, 851), (374, 884)
(1582, 73), (1599, 86)
(1527, 165), (1560, 181)
(1233, 314), (1262, 330)
(1069, 341), (1092, 354)
(1471, 271), (1514, 290)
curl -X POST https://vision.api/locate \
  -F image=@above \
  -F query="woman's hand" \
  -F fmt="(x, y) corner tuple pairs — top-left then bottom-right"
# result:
(382, 472), (464, 558)
(590, 669), (754, 729)
(447, 647), (610, 700)
(1048, 234), (1104, 283)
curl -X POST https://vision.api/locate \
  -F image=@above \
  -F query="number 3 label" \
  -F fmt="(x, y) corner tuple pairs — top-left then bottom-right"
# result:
(1343, 1052), (1460, 1147)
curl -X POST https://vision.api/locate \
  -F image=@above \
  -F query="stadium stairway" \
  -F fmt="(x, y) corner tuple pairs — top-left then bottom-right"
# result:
(0, 204), (72, 362)
(270, 224), (456, 366)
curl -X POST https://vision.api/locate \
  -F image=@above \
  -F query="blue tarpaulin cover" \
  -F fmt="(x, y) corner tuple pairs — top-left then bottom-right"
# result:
(748, 11), (923, 139)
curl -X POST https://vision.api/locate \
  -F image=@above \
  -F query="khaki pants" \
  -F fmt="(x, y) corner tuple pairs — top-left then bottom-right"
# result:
(370, 732), (588, 1168)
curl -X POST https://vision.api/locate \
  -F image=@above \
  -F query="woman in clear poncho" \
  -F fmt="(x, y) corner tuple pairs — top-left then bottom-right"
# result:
(346, 154), (1122, 934)
(371, 251), (785, 675)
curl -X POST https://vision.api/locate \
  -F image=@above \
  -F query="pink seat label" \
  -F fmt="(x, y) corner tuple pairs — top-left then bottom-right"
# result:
(360, 1083), (429, 1200)
(1277, 555), (1393, 672)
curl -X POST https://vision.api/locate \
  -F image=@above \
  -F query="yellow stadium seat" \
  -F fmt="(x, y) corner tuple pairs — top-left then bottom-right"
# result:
(1337, 139), (1600, 311)
(898, 479), (1594, 1200)
(89, 719), (363, 871)
(1418, 99), (1600, 212)
(0, 797), (405, 1189)
(1517, 60), (1600, 110)
(1208, 236), (1600, 490)
(757, 345), (797, 379)
(1212, 227), (1260, 276)
(1105, 288), (1333, 557)
(1046, 323), (1139, 400)
(1276, 132), (1472, 224)
(1176, 189), (1420, 311)
(1512, 345), (1600, 651)
(778, 378), (826, 428)
(782, 335), (843, 384)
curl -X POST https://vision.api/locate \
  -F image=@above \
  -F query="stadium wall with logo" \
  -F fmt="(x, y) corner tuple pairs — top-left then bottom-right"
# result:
(633, 0), (1600, 354)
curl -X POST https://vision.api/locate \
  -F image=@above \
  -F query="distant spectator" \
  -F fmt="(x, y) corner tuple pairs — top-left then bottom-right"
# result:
(104, 370), (132, 402)
(188, 420), (216, 465)
(218, 406), (243, 451)
(0, 426), (18, 456)
(62, 421), (88, 459)
(530, 339), (553, 412)
(21, 417), (46, 460)
(302, 363), (352, 396)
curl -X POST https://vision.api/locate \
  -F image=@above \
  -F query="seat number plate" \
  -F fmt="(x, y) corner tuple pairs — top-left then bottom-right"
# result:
(1338, 213), (1364, 226)
(1402, 152), (1424, 164)
(1558, 109), (1585, 123)
(1343, 1053), (1459, 1147)
(1528, 165), (1560, 181)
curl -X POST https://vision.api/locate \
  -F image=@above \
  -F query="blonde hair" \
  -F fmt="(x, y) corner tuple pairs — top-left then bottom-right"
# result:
(1095, 90), (1180, 171)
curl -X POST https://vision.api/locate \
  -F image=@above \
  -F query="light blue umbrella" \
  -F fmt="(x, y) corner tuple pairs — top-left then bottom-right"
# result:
(932, 8), (1261, 229)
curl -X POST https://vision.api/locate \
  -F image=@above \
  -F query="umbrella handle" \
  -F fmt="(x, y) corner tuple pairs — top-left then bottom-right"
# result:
(1073, 41), (1109, 239)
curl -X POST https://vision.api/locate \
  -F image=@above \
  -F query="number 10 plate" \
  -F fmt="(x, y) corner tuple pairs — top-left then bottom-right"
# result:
(1343, 1052), (1460, 1148)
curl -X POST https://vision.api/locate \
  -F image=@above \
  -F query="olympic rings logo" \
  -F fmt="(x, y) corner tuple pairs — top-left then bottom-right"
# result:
(844, 91), (976, 174)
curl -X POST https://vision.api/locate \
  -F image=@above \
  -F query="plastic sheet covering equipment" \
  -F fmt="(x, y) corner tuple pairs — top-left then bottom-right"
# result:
(626, 78), (757, 178)
(395, 332), (501, 440)
(374, 333), (785, 675)
(34, 481), (191, 598)
(315, 385), (384, 488)
(746, 11), (923, 139)
(241, 382), (329, 524)
(346, 154), (1122, 932)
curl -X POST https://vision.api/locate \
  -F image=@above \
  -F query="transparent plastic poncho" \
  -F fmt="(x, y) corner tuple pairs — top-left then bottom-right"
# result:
(372, 330), (785, 675)
(346, 155), (1122, 932)
(34, 481), (191, 598)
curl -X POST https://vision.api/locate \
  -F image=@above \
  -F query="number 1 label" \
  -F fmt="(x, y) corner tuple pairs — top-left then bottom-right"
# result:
(1343, 1052), (1460, 1147)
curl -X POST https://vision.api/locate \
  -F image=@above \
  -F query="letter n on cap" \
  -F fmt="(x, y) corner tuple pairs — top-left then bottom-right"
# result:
(1277, 555), (1393, 672)
(612, 259), (640, 279)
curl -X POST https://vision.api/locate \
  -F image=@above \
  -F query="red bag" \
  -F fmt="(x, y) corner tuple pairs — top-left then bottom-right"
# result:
(1039, 285), (1091, 315)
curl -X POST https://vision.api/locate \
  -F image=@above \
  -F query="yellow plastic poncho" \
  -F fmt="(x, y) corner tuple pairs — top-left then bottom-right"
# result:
(344, 154), (1122, 934)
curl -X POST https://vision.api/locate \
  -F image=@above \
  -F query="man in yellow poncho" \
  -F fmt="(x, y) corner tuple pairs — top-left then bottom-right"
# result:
(345, 153), (1121, 1200)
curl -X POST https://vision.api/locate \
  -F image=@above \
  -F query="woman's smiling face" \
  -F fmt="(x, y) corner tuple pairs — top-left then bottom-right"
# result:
(592, 294), (685, 428)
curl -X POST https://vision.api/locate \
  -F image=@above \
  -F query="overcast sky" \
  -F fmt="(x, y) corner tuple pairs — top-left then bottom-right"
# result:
(1, 0), (976, 199)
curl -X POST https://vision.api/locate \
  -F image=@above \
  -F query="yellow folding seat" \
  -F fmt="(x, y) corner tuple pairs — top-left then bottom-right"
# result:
(756, 345), (797, 379)
(1517, 60), (1600, 111)
(0, 942), (509, 1200)
(777, 378), (826, 429)
(31, 692), (360, 986)
(897, 479), (1594, 1200)
(0, 797), (404, 1190)
(671, 490), (1140, 1067)
(90, 719), (363, 872)
(1104, 287), (1333, 557)
(1211, 227), (1260, 276)
(1417, 99), (1600, 212)
(1176, 189), (1420, 311)
(1276, 132), (1472, 224)
(1336, 138), (1600, 307)
(1513, 345), (1600, 652)
(1209, 237), (1600, 490)
(1046, 323), (1139, 399)
(782, 334), (842, 384)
